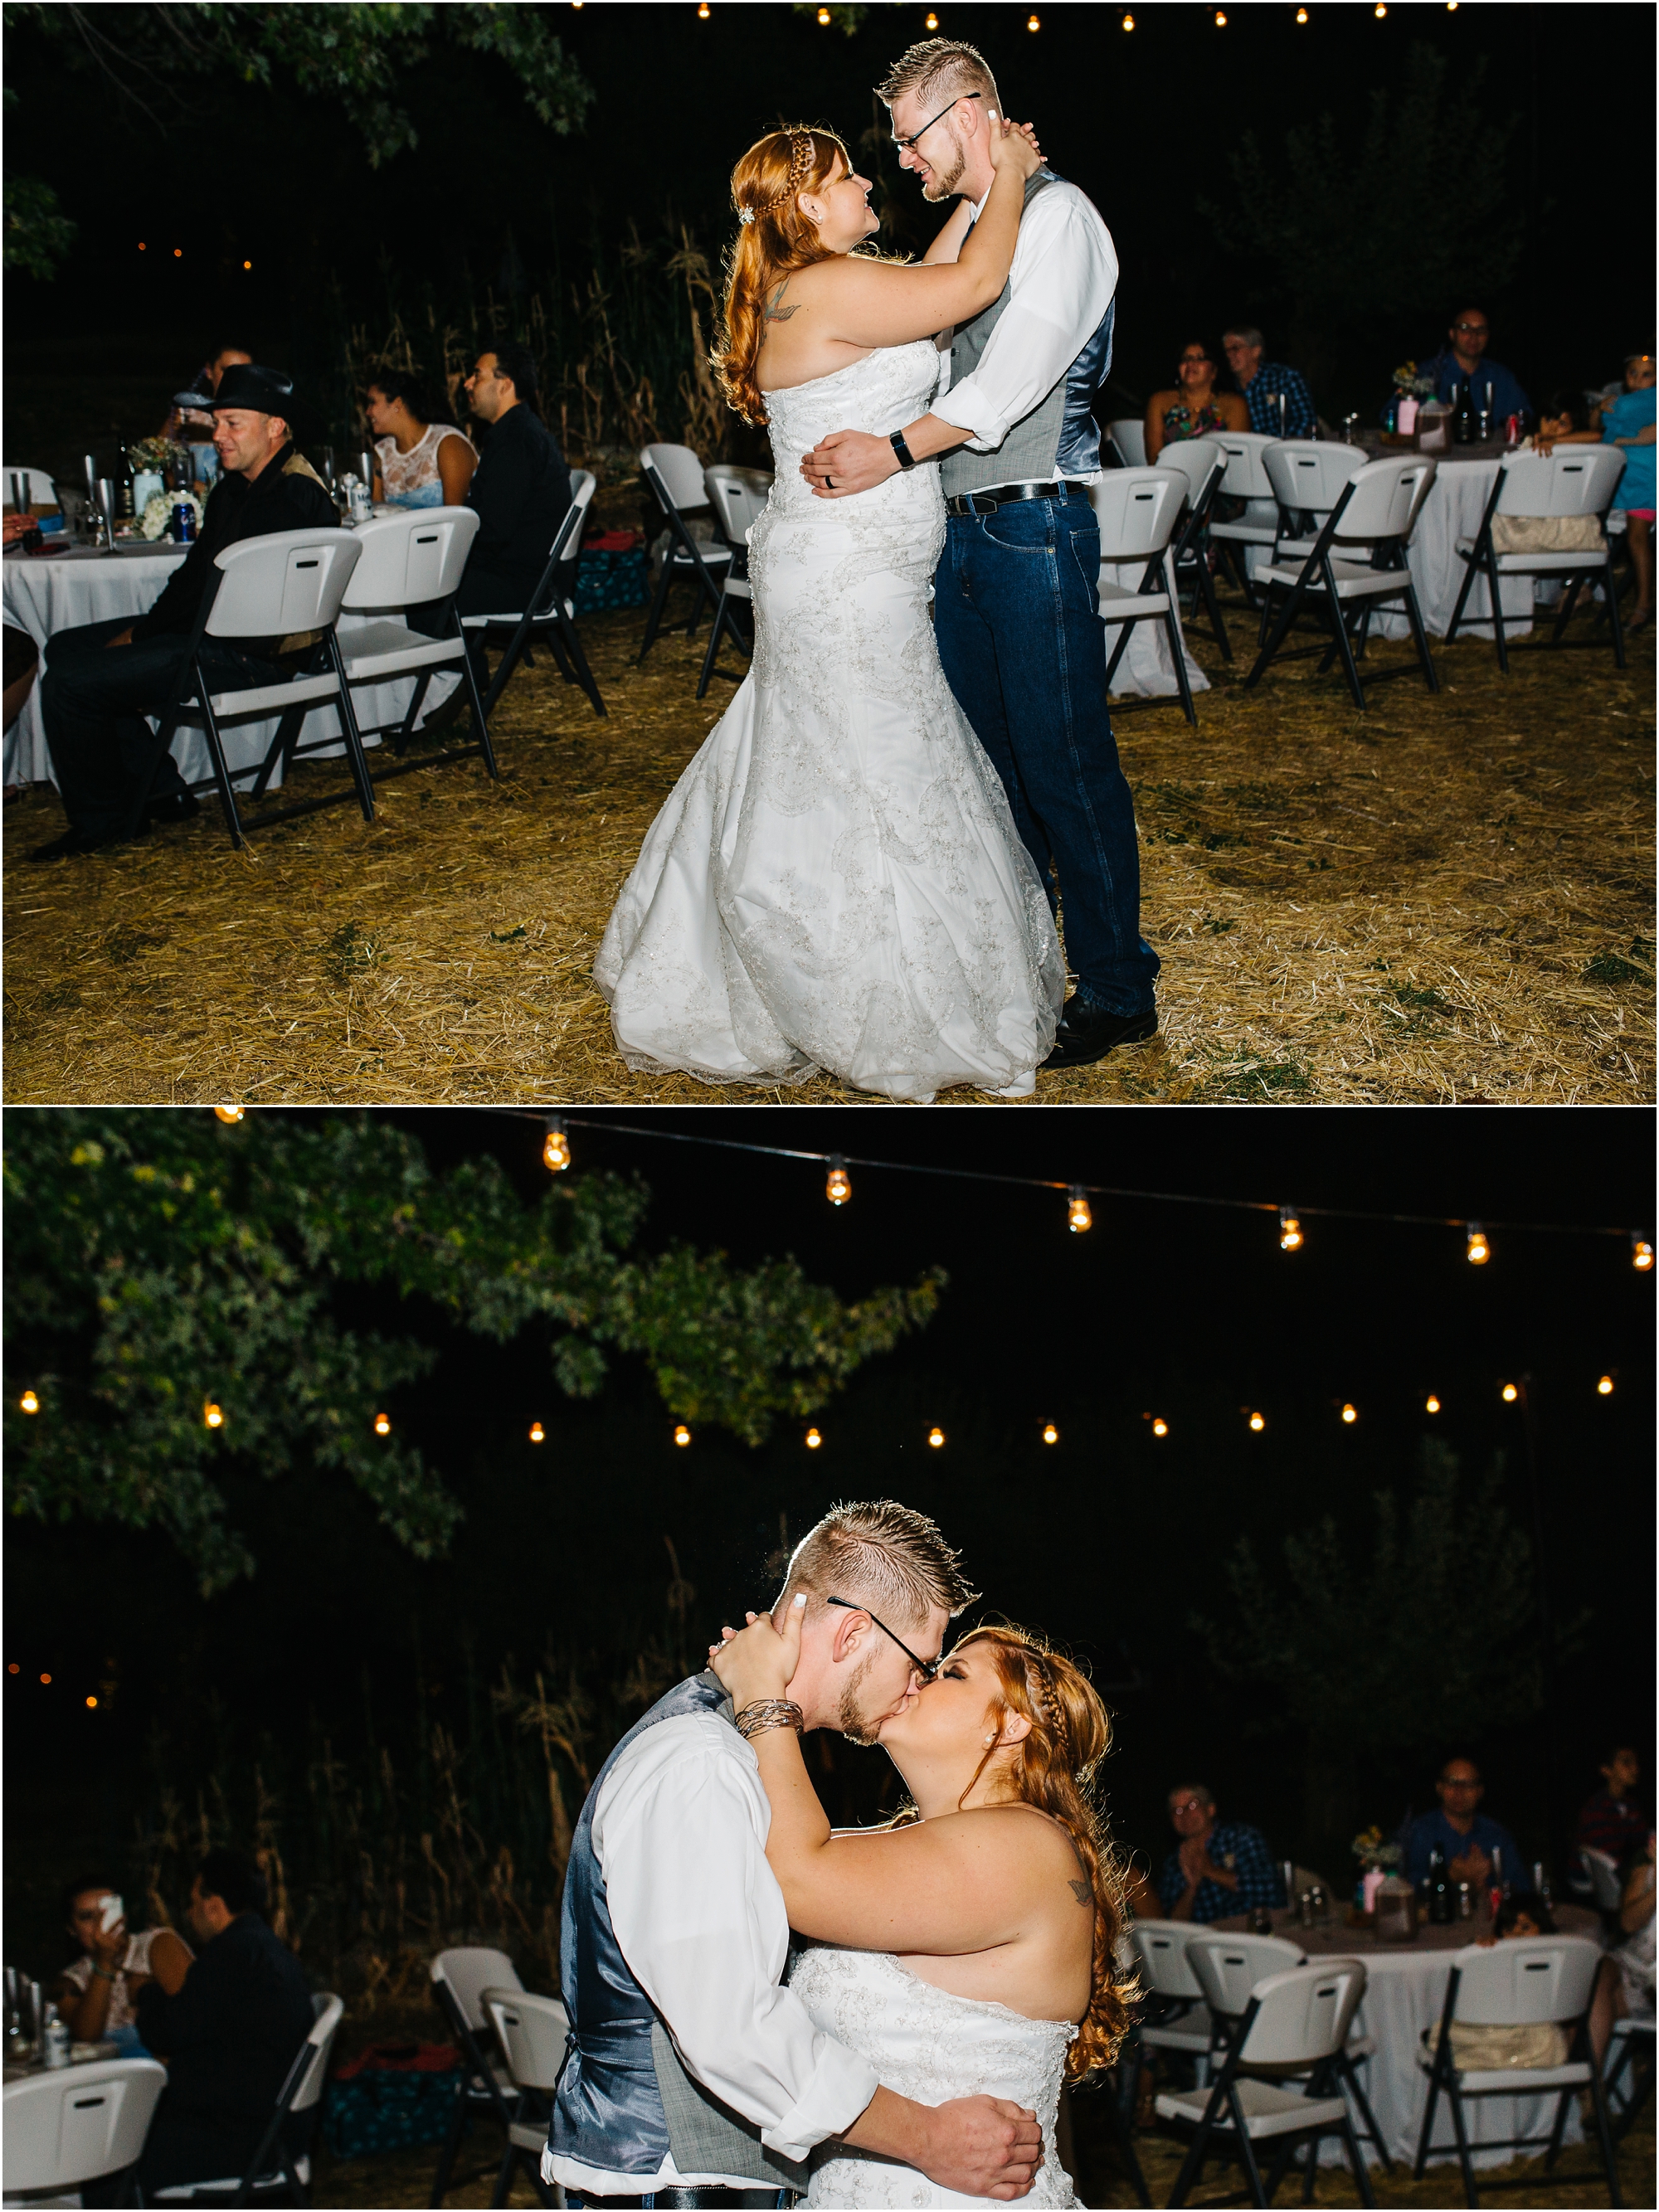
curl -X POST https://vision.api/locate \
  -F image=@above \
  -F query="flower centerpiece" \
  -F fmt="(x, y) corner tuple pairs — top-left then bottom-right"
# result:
(1350, 1826), (1403, 1920)
(1390, 362), (1437, 401)
(139, 490), (202, 542)
(127, 436), (178, 475)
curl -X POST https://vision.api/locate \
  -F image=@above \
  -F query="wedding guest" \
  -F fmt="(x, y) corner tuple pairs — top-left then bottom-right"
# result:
(1589, 1830), (1656, 2063)
(367, 369), (476, 508)
(1221, 327), (1316, 438)
(460, 344), (572, 616)
(1402, 1756), (1523, 1890)
(1574, 1744), (1648, 1863)
(132, 1850), (314, 2195)
(162, 343), (254, 438)
(1144, 343), (1247, 461)
(1601, 351), (1656, 627)
(32, 364), (338, 862)
(1423, 308), (1531, 421)
(1529, 391), (1603, 453)
(1155, 1782), (1282, 1923)
(54, 1876), (192, 2056)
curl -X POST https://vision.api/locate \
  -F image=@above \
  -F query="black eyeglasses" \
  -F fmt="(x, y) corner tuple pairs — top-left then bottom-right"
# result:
(891, 90), (981, 153)
(825, 1595), (940, 1680)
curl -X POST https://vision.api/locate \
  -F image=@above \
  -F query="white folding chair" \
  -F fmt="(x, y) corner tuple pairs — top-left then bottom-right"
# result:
(1189, 1934), (1391, 2172)
(637, 442), (732, 661)
(1151, 436), (1232, 659)
(1262, 440), (1370, 562)
(1088, 469), (1198, 723)
(1246, 456), (1440, 709)
(1130, 1918), (1216, 2095)
(1205, 430), (1280, 600)
(1159, 1959), (1374, 2208)
(695, 469), (769, 698)
(482, 1986), (571, 2208)
(2, 2056), (167, 2206)
(150, 1992), (344, 2205)
(460, 469), (606, 718)
(1580, 1847), (1625, 1913)
(1413, 1936), (1620, 2206)
(2, 464), (60, 510)
(128, 526), (368, 848)
(1605, 2013), (1656, 2142)
(1446, 445), (1628, 672)
(430, 1949), (523, 2208)
(1107, 417), (1147, 468)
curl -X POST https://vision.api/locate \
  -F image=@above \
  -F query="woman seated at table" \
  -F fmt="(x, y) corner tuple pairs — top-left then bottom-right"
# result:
(1145, 341), (1248, 461)
(55, 1875), (192, 2056)
(367, 370), (476, 508)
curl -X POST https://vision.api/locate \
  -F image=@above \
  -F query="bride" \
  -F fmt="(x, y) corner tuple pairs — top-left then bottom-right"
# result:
(595, 117), (1063, 1102)
(711, 1606), (1134, 2207)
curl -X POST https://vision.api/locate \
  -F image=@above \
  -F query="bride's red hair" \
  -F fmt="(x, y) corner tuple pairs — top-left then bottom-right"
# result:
(713, 125), (851, 427)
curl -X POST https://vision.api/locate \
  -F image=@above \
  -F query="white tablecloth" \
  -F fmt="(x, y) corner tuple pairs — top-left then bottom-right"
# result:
(2, 546), (456, 790)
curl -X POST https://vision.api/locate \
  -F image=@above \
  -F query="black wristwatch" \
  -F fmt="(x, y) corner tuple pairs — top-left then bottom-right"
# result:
(888, 430), (918, 471)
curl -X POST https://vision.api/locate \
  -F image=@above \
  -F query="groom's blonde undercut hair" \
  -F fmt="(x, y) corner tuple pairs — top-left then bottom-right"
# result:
(875, 37), (1000, 117)
(781, 1499), (979, 1630)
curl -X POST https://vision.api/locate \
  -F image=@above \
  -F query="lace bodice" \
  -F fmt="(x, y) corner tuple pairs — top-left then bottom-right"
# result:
(790, 1947), (1078, 2207)
(761, 342), (946, 520)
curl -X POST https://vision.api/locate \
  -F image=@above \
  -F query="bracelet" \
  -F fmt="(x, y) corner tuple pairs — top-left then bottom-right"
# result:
(735, 1699), (805, 1740)
(91, 1966), (119, 1983)
(888, 430), (918, 471)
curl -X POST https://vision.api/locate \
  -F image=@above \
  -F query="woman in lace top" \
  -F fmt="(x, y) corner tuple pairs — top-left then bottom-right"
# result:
(367, 369), (477, 508)
(1144, 340), (1248, 459)
(56, 1875), (192, 2054)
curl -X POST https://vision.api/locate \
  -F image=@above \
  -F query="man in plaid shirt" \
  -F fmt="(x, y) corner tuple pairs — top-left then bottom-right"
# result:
(1156, 1782), (1285, 1923)
(1223, 328), (1316, 439)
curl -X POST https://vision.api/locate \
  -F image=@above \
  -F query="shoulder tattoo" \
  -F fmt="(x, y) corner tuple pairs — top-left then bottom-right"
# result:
(764, 279), (799, 324)
(1068, 1876), (1093, 1908)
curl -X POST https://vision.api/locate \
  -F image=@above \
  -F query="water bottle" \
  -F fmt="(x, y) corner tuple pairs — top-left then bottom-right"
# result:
(42, 2010), (71, 2069)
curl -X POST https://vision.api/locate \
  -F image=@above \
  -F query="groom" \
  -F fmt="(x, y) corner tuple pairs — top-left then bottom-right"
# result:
(802, 38), (1159, 1071)
(545, 1500), (1044, 2205)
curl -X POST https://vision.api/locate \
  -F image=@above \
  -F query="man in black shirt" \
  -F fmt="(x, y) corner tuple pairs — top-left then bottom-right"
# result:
(32, 362), (339, 861)
(458, 342), (572, 620)
(132, 1848), (314, 2195)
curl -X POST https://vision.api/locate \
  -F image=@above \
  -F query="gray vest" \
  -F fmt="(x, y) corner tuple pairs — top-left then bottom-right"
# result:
(548, 1670), (807, 2190)
(939, 171), (1116, 499)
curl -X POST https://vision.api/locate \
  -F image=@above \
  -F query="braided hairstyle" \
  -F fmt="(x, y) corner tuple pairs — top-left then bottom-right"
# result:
(713, 125), (852, 427)
(951, 1624), (1138, 2078)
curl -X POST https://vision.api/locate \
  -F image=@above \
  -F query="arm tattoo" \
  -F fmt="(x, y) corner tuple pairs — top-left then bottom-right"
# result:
(764, 279), (799, 324)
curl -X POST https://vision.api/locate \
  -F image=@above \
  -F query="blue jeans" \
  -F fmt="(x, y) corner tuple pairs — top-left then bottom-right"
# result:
(935, 493), (1159, 1015)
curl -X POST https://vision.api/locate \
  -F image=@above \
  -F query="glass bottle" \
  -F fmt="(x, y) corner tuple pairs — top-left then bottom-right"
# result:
(1452, 379), (1477, 445)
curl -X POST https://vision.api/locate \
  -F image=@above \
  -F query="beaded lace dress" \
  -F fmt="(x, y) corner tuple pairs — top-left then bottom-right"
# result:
(593, 341), (1063, 1101)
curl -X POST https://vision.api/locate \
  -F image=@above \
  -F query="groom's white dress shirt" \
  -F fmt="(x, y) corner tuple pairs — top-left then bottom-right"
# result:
(932, 179), (1119, 479)
(545, 1709), (880, 2197)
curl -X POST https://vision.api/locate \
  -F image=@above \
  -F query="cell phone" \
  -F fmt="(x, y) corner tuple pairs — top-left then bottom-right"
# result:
(100, 1894), (124, 1936)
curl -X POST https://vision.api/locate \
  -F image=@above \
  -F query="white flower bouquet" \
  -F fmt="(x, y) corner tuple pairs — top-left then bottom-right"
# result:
(1350, 1824), (1403, 1871)
(139, 490), (202, 542)
(1391, 361), (1437, 399)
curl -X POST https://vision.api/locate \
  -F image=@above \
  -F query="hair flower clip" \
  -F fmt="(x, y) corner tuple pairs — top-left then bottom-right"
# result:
(737, 207), (757, 226)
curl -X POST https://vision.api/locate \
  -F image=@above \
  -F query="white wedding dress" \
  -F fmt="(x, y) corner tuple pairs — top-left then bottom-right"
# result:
(594, 341), (1063, 1101)
(789, 1945), (1078, 2208)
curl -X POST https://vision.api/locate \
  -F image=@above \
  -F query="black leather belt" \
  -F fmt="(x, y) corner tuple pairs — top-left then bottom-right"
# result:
(566, 2192), (792, 2208)
(944, 481), (1087, 517)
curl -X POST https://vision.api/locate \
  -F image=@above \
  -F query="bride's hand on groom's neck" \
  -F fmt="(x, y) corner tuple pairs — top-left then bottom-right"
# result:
(709, 1594), (804, 1709)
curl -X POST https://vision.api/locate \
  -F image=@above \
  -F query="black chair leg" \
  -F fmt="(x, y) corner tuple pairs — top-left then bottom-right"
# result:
(1603, 551), (1628, 668)
(389, 671), (434, 759)
(1340, 2114), (1376, 2210)
(1103, 620), (1135, 692)
(637, 559), (678, 663)
(458, 644), (499, 778)
(1324, 586), (1369, 709)
(1550, 573), (1585, 642)
(1587, 2041), (1626, 2208)
(696, 597), (735, 699)
(1340, 2054), (1393, 2175)
(196, 691), (248, 848)
(555, 611), (607, 717)
(489, 2135), (516, 2209)
(1413, 2064), (1443, 2181)
(250, 701), (305, 801)
(1446, 2081), (1480, 2210)
(1164, 609), (1197, 725)
(1198, 556), (1232, 659)
(1247, 580), (1311, 689)
(1446, 549), (1481, 645)
(1401, 582), (1440, 693)
(1486, 554), (1511, 673)
(428, 2093), (469, 2208)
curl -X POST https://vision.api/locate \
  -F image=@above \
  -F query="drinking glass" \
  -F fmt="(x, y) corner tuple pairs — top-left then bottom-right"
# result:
(95, 479), (118, 550)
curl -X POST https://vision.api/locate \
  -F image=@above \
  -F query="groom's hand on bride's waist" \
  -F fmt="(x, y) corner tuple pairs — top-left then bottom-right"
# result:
(844, 2086), (1044, 2200)
(802, 414), (969, 498)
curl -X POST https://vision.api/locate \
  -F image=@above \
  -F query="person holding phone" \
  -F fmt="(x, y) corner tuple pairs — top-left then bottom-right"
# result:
(56, 1876), (192, 2054)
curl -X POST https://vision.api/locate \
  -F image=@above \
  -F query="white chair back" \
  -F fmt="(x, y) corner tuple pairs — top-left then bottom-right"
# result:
(204, 527), (361, 641)
(1088, 469), (1184, 562)
(1327, 455), (1435, 543)
(1131, 1918), (1207, 2002)
(342, 508), (479, 610)
(3, 464), (59, 508)
(431, 1945), (523, 2030)
(1152, 436), (1225, 510)
(1450, 1936), (1601, 2026)
(1262, 440), (1367, 519)
(1215, 430), (1277, 499)
(1496, 445), (1626, 519)
(1236, 1959), (1366, 2069)
(557, 469), (598, 556)
(703, 466), (768, 546)
(2, 2058), (168, 2195)
(640, 442), (709, 514)
(1188, 1933), (1306, 2020)
(1580, 1848), (1624, 1913)
(1107, 418), (1147, 467)
(483, 1986), (571, 2092)
(291, 1992), (345, 2115)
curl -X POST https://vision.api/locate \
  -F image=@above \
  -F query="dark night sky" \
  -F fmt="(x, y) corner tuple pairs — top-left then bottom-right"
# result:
(6, 1102), (1654, 1906)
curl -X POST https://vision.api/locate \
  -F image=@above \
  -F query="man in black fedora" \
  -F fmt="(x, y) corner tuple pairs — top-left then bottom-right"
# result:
(31, 362), (339, 861)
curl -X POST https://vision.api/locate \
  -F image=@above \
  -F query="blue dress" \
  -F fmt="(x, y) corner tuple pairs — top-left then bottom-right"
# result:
(1603, 387), (1656, 511)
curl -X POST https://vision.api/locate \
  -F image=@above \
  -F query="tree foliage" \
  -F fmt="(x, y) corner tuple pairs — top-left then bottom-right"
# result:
(1197, 1439), (1544, 1757)
(2, 2), (594, 275)
(3, 1111), (943, 1594)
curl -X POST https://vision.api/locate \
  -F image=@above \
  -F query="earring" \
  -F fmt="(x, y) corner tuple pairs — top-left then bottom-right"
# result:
(984, 1733), (996, 1746)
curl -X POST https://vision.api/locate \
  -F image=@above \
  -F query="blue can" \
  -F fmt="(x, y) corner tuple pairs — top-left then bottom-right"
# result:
(172, 499), (197, 544)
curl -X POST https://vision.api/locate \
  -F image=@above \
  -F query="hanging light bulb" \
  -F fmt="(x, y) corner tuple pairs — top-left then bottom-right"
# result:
(528, 1421), (545, 1443)
(1026, 11), (1040, 26)
(1278, 1205), (1303, 1252)
(674, 1423), (692, 1446)
(1597, 1374), (1614, 1396)
(1425, 1393), (1441, 1414)
(927, 1427), (945, 1448)
(203, 1399), (224, 1429)
(1151, 1417), (1168, 1437)
(1248, 1411), (1265, 1432)
(373, 1411), (392, 1436)
(85, 1695), (98, 1709)
(924, 7), (938, 22)
(1296, 5), (1308, 18)
(18, 1389), (39, 1415)
(697, 2), (709, 14)
(1466, 1223), (1490, 1265)
(805, 1427), (822, 1449)
(213, 1106), (244, 1124)
(1121, 12), (1134, 26)
(1632, 1236), (1653, 1271)
(1214, 8), (1227, 20)
(1067, 1187), (1092, 1233)
(817, 4), (831, 19)
(1042, 1422), (1058, 1445)
(542, 1116), (571, 1172)
(1501, 1383), (1518, 1403)
(1340, 1403), (1358, 1424)
(825, 1157), (852, 1206)
(1374, 4), (1386, 16)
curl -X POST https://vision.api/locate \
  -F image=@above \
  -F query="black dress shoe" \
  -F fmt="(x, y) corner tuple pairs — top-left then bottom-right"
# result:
(147, 791), (201, 824)
(1042, 998), (1158, 1071)
(25, 826), (131, 862)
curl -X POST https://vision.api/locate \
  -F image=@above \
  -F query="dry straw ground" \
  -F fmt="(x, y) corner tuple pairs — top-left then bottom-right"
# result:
(4, 594), (1652, 1106)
